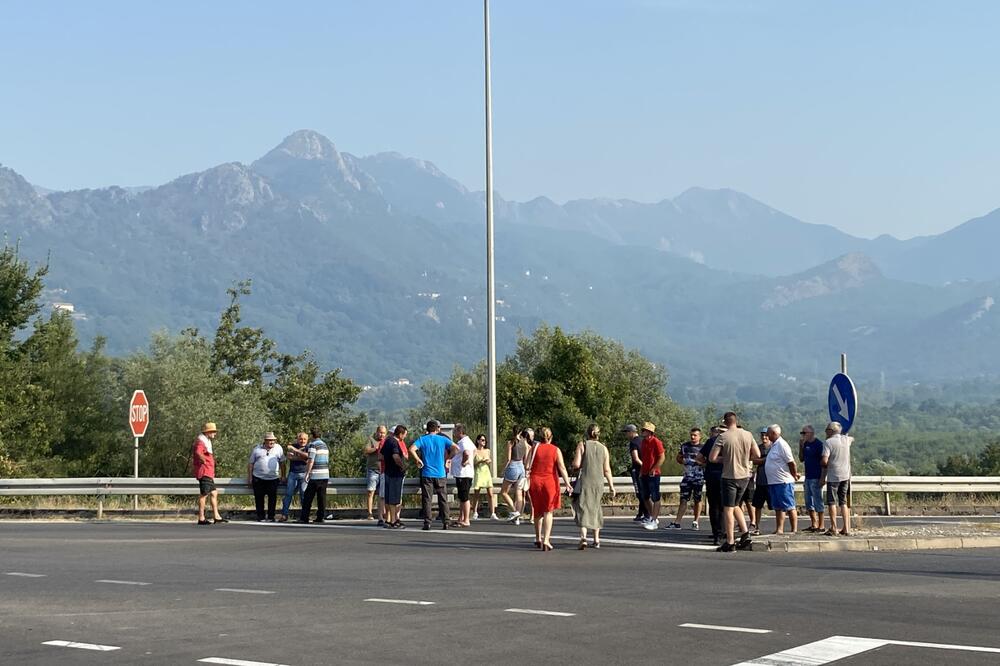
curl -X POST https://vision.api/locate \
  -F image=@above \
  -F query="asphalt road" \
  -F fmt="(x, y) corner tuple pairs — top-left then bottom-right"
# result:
(2, 518), (999, 665)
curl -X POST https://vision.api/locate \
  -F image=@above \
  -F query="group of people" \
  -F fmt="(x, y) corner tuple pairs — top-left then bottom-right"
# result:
(192, 422), (331, 525)
(626, 412), (854, 551)
(191, 413), (854, 555)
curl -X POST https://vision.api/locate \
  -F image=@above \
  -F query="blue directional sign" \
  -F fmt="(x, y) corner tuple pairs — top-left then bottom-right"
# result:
(828, 372), (858, 434)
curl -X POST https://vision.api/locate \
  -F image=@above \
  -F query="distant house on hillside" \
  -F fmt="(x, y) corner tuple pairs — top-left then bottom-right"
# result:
(52, 302), (75, 313)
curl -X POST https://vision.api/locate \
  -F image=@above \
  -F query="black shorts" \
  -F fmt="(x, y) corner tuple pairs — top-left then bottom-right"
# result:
(641, 475), (661, 502)
(722, 478), (750, 508)
(455, 478), (472, 502)
(383, 475), (405, 505)
(198, 476), (216, 496)
(751, 483), (772, 510)
(826, 480), (850, 506)
(741, 478), (756, 505)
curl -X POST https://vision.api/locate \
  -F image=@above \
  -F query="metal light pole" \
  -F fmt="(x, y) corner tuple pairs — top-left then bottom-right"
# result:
(484, 0), (498, 478)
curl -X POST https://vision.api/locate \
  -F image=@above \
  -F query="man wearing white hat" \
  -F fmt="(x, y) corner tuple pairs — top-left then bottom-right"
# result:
(193, 422), (227, 526)
(638, 422), (665, 530)
(247, 432), (285, 522)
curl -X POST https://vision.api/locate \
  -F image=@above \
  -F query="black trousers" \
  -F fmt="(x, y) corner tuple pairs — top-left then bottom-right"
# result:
(705, 474), (723, 539)
(420, 477), (449, 526)
(631, 467), (648, 518)
(301, 478), (328, 521)
(252, 476), (278, 521)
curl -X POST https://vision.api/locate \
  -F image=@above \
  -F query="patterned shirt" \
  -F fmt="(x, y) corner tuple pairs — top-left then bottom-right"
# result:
(307, 438), (330, 480)
(680, 441), (704, 482)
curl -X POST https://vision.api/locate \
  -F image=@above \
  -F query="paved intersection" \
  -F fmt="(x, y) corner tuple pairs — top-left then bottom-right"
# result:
(1, 519), (999, 665)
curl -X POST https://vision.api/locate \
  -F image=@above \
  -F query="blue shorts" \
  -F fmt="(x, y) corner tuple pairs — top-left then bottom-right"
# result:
(804, 478), (824, 512)
(366, 469), (380, 492)
(503, 461), (525, 483)
(768, 483), (796, 511)
(641, 475), (661, 502)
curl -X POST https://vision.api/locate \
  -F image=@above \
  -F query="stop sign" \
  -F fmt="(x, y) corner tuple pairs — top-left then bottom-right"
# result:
(129, 390), (150, 438)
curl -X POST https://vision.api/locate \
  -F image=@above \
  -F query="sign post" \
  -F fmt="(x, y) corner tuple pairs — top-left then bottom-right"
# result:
(828, 354), (857, 510)
(828, 358), (857, 435)
(129, 390), (150, 511)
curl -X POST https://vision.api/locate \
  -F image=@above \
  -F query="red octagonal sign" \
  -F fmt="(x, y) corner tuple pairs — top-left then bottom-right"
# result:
(129, 390), (150, 438)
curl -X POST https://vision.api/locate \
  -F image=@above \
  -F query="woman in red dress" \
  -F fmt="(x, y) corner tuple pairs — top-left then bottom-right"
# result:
(526, 427), (574, 551)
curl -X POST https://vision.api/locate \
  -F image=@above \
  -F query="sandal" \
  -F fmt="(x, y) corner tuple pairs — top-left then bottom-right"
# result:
(839, 529), (850, 536)
(578, 539), (587, 550)
(592, 540), (601, 549)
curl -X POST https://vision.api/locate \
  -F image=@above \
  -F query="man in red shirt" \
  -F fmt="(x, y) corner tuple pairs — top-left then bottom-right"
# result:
(639, 421), (665, 530)
(192, 422), (227, 525)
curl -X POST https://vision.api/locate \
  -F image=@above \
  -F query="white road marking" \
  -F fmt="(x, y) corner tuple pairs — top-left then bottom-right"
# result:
(505, 608), (576, 617)
(365, 598), (435, 606)
(6, 572), (46, 577)
(732, 635), (1000, 665)
(214, 588), (276, 595)
(95, 579), (151, 586)
(198, 657), (285, 666)
(681, 623), (772, 634)
(885, 638), (1000, 654)
(233, 521), (717, 550)
(42, 640), (121, 651)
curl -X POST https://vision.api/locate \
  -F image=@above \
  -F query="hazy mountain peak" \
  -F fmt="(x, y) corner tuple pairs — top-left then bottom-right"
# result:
(265, 129), (340, 161)
(832, 252), (883, 281)
(761, 252), (882, 310)
(0, 164), (54, 226)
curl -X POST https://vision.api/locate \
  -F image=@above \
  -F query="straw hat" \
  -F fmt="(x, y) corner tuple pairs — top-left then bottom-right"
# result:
(201, 422), (218, 433)
(641, 421), (656, 434)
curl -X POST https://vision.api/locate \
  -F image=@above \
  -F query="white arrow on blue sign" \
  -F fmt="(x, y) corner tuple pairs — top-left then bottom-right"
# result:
(828, 372), (858, 434)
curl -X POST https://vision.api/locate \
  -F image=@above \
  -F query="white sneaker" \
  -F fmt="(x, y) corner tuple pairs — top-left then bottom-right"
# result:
(643, 519), (658, 531)
(490, 513), (499, 520)
(692, 521), (700, 530)
(507, 511), (521, 521)
(470, 513), (479, 521)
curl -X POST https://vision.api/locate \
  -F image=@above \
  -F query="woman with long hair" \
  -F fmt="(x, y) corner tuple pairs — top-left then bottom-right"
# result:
(471, 434), (498, 520)
(500, 426), (529, 525)
(572, 424), (617, 549)
(526, 427), (573, 551)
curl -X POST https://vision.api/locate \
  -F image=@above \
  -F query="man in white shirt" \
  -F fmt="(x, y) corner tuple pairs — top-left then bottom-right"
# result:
(763, 425), (799, 535)
(450, 423), (476, 527)
(247, 432), (286, 522)
(822, 422), (854, 536)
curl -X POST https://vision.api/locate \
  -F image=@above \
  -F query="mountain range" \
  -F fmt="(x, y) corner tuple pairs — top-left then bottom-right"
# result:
(2, 129), (999, 393)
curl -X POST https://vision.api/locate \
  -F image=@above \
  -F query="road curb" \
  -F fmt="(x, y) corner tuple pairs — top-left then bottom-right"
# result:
(764, 534), (1000, 553)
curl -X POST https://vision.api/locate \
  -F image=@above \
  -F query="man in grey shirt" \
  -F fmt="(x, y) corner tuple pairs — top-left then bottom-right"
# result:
(822, 421), (853, 536)
(709, 412), (760, 552)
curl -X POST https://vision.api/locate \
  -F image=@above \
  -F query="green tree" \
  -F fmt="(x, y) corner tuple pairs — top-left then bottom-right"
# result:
(210, 279), (289, 389)
(419, 325), (695, 473)
(0, 241), (47, 348)
(122, 331), (270, 477)
(264, 355), (364, 446)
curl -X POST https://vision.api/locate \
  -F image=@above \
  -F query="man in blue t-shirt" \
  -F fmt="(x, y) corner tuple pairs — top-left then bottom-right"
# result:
(799, 424), (825, 532)
(410, 420), (459, 530)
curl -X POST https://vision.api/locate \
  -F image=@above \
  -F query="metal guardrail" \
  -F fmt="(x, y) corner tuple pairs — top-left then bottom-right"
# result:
(2, 476), (999, 516)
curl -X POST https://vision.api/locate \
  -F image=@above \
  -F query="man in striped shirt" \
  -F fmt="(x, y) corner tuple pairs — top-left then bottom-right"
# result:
(299, 428), (330, 523)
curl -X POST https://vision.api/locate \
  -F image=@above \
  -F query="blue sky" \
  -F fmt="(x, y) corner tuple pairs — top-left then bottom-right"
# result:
(2, 1), (998, 239)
